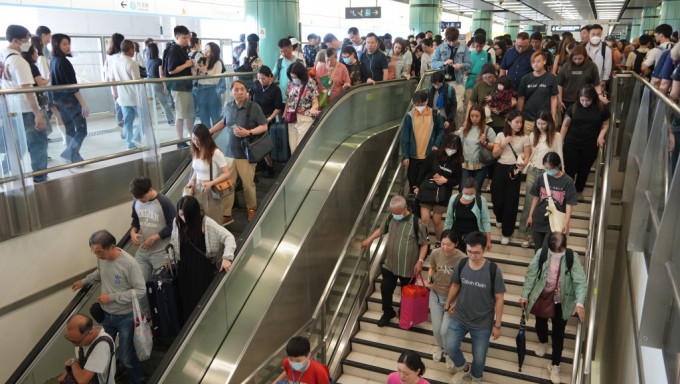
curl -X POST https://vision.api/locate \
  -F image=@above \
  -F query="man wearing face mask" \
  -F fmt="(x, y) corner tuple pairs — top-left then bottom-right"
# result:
(1, 24), (48, 183)
(400, 90), (445, 192)
(585, 24), (612, 90)
(272, 336), (330, 384)
(361, 195), (429, 327)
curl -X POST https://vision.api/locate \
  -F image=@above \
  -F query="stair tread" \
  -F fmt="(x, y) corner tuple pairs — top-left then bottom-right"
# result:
(336, 374), (384, 384)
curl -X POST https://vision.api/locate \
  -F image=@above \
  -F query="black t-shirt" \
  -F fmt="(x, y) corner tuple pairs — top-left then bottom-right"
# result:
(564, 103), (611, 147)
(249, 81), (284, 117)
(361, 50), (388, 81)
(166, 43), (192, 91)
(29, 62), (40, 85)
(453, 200), (479, 233)
(347, 60), (369, 85)
(146, 58), (162, 79)
(518, 72), (559, 121)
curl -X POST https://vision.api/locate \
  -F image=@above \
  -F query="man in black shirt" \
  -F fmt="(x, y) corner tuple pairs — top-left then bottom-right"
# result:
(360, 33), (388, 83)
(163, 25), (194, 148)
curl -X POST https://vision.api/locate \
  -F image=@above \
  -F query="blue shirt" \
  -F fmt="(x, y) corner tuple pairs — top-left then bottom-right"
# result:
(653, 50), (674, 80)
(500, 47), (535, 92)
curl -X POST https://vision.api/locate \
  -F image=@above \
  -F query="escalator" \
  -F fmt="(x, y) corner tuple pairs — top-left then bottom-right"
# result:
(9, 76), (422, 383)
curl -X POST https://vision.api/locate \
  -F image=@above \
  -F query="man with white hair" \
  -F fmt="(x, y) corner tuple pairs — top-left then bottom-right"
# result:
(361, 195), (429, 326)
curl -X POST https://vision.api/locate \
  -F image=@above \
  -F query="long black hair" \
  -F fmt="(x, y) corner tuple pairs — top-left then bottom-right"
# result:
(175, 196), (204, 243)
(205, 42), (220, 70)
(438, 134), (464, 164)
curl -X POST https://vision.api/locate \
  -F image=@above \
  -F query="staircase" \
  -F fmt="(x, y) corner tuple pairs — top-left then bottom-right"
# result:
(336, 172), (594, 384)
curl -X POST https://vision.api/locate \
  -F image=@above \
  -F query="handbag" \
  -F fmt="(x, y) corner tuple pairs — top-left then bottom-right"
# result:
(317, 90), (329, 108)
(131, 291), (153, 361)
(507, 142), (522, 180)
(318, 64), (338, 108)
(478, 127), (498, 165)
(284, 83), (307, 123)
(399, 273), (430, 329)
(543, 172), (567, 232)
(209, 152), (234, 199)
(241, 103), (274, 163)
(530, 263), (560, 319)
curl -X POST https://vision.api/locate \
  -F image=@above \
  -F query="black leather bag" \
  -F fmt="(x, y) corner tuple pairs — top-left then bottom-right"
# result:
(240, 103), (273, 163)
(417, 179), (451, 205)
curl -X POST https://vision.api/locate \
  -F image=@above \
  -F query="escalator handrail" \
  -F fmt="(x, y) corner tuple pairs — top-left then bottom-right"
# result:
(150, 77), (418, 382)
(7, 154), (192, 383)
(242, 73), (434, 383)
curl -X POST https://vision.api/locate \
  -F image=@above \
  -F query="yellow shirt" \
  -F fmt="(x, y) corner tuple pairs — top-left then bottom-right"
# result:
(413, 108), (432, 159)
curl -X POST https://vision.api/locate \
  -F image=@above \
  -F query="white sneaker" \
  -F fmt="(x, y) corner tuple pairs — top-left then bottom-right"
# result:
(451, 363), (470, 384)
(496, 220), (503, 228)
(501, 236), (510, 245)
(549, 364), (561, 384)
(432, 346), (444, 362)
(471, 375), (482, 383)
(445, 355), (455, 370)
(535, 342), (548, 357)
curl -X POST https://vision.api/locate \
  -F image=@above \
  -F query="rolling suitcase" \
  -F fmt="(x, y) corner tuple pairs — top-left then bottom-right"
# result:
(146, 246), (181, 337)
(270, 120), (290, 163)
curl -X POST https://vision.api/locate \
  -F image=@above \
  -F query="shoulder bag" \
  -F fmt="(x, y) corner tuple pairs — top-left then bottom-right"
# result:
(543, 172), (567, 232)
(209, 152), (234, 199)
(507, 141), (523, 180)
(318, 64), (339, 108)
(478, 126), (498, 165)
(284, 83), (307, 123)
(61, 335), (115, 384)
(530, 262), (560, 319)
(241, 102), (274, 163)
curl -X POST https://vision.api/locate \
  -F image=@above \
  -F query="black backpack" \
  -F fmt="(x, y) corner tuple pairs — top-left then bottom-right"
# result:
(454, 257), (499, 295)
(235, 56), (255, 73)
(275, 57), (304, 78)
(632, 49), (647, 74)
(536, 246), (574, 279)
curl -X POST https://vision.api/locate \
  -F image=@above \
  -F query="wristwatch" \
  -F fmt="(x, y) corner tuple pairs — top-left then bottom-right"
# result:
(416, 259), (424, 263)
(68, 359), (76, 366)
(493, 324), (502, 330)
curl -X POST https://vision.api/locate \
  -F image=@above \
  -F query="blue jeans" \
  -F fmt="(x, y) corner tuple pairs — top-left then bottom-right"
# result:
(196, 85), (222, 127)
(121, 106), (141, 149)
(102, 311), (146, 384)
(429, 291), (451, 349)
(446, 318), (491, 380)
(461, 167), (487, 192)
(21, 112), (48, 182)
(56, 104), (87, 163)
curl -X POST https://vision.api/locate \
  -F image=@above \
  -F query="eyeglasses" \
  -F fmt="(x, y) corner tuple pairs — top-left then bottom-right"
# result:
(90, 249), (106, 256)
(467, 250), (483, 256)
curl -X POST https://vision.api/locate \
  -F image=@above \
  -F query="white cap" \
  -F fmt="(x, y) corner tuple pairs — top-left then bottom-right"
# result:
(290, 37), (300, 46)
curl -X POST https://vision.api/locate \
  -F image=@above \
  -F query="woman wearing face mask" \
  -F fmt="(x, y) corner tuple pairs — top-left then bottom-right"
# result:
(560, 85), (609, 199)
(526, 152), (577, 249)
(413, 135), (463, 244)
(444, 177), (492, 253)
(518, 110), (563, 248)
(605, 36), (622, 72)
(171, 195), (236, 323)
(424, 229), (465, 366)
(50, 33), (90, 164)
(456, 104), (496, 192)
(315, 48), (350, 102)
(519, 231), (587, 384)
(551, 36), (574, 75)
(387, 350), (430, 384)
(250, 65), (284, 177)
(284, 61), (320, 152)
(491, 110), (531, 245)
(341, 45), (370, 85)
(557, 45), (606, 114)
(518, 51), (558, 135)
(387, 38), (411, 80)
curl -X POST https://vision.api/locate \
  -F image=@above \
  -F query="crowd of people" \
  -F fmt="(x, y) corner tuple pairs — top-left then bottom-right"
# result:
(4, 18), (676, 384)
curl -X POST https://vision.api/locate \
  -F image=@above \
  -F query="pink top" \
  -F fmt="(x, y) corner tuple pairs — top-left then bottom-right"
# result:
(387, 372), (431, 384)
(315, 63), (350, 101)
(543, 255), (562, 304)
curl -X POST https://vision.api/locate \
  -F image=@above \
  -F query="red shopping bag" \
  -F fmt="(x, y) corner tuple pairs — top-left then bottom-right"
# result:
(399, 273), (430, 329)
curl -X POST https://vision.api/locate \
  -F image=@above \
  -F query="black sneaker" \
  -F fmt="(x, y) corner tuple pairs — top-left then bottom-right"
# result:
(377, 312), (396, 327)
(177, 142), (189, 149)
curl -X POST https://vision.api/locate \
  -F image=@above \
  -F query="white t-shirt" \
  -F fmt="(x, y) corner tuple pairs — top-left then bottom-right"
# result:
(111, 54), (140, 107)
(37, 55), (50, 80)
(643, 41), (672, 68)
(483, 44), (497, 64)
(528, 132), (563, 170)
(1, 47), (38, 113)
(192, 148), (228, 182)
(421, 52), (433, 72)
(495, 132), (530, 165)
(75, 329), (116, 384)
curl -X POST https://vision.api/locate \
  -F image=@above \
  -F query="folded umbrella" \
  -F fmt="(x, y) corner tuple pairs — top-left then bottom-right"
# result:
(516, 308), (527, 372)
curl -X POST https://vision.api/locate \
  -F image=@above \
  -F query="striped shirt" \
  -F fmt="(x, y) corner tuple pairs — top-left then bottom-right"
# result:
(381, 213), (428, 278)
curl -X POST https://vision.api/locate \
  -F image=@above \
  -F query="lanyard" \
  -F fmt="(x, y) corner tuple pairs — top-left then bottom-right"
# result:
(291, 362), (308, 384)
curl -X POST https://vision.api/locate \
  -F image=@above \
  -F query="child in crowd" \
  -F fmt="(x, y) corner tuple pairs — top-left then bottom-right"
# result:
(485, 75), (516, 119)
(273, 336), (330, 384)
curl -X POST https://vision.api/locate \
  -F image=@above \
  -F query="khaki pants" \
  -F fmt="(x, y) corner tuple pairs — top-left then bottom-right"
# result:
(222, 158), (257, 216)
(289, 113), (314, 153)
(195, 184), (223, 224)
(524, 120), (535, 136)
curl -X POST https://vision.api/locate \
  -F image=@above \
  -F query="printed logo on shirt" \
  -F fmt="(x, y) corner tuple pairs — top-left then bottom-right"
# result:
(437, 265), (455, 274)
(571, 71), (584, 75)
(461, 277), (487, 289)
(526, 83), (548, 89)
(114, 274), (122, 285)
(137, 208), (160, 222)
(539, 186), (566, 205)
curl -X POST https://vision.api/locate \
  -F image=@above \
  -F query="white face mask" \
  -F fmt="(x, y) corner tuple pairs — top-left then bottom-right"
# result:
(20, 42), (31, 52)
(606, 41), (613, 47)
(292, 78), (301, 85)
(590, 36), (601, 45)
(415, 105), (426, 113)
(445, 148), (457, 156)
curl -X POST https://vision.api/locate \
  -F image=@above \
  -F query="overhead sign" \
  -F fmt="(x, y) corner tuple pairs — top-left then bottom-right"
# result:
(550, 25), (581, 32)
(441, 21), (462, 30)
(345, 7), (381, 19)
(117, 0), (153, 13)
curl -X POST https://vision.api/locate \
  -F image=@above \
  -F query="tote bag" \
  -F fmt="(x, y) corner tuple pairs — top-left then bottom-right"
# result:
(131, 291), (153, 361)
(399, 274), (430, 329)
(543, 173), (567, 232)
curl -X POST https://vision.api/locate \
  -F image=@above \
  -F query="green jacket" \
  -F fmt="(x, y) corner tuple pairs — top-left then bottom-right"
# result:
(520, 248), (587, 321)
